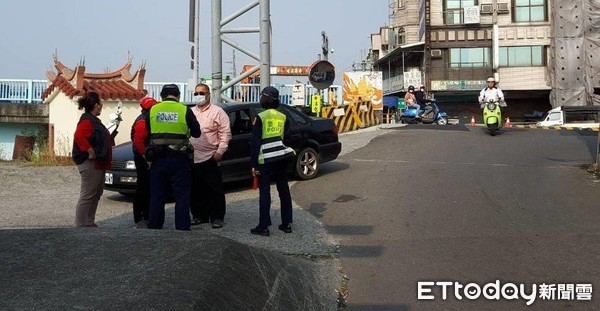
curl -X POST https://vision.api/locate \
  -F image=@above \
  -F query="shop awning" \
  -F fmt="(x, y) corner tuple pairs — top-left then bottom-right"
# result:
(374, 42), (425, 67)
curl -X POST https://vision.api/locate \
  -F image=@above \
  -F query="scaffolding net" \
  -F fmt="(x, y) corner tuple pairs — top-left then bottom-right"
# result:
(550, 0), (600, 107)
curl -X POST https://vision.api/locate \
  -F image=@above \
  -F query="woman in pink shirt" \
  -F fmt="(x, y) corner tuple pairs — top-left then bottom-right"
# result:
(189, 83), (232, 228)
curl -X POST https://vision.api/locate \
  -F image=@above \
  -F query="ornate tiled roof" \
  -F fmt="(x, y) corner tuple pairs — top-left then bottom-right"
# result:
(41, 56), (146, 102)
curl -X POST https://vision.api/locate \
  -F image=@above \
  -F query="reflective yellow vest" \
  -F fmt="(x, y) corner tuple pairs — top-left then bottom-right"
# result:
(258, 109), (294, 164)
(149, 100), (189, 145)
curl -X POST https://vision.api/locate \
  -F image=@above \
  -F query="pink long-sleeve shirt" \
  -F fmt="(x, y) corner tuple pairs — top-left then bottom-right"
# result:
(190, 103), (232, 163)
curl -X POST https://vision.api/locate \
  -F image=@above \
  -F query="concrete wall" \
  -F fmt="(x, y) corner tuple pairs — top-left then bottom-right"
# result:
(0, 103), (48, 124)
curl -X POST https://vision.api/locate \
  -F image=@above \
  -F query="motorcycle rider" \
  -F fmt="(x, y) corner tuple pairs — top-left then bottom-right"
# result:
(478, 76), (506, 108)
(404, 85), (420, 112)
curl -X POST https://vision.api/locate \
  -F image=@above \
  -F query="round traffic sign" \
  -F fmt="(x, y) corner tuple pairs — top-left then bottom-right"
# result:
(308, 60), (335, 90)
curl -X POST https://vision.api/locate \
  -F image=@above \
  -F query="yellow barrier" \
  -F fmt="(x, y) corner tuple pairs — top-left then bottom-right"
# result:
(320, 101), (381, 133)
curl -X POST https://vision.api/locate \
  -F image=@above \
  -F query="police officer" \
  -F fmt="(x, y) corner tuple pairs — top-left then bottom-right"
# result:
(250, 86), (295, 236)
(146, 84), (201, 230)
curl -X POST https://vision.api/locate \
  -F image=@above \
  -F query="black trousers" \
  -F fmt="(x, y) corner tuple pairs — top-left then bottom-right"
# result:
(190, 157), (226, 222)
(133, 153), (150, 223)
(258, 160), (292, 228)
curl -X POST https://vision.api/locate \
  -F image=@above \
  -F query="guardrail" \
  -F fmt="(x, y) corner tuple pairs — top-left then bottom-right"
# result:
(0, 79), (342, 106)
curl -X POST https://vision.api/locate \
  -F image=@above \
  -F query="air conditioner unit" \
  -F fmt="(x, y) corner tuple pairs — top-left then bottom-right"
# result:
(480, 4), (493, 14)
(497, 3), (509, 13)
(430, 49), (442, 58)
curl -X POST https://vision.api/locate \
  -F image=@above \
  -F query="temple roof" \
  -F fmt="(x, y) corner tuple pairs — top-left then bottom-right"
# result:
(42, 57), (146, 101)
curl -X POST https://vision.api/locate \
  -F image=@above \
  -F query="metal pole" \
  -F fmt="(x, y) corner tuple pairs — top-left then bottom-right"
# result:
(259, 0), (271, 90)
(596, 112), (600, 171)
(193, 0), (200, 84)
(211, 0), (223, 104)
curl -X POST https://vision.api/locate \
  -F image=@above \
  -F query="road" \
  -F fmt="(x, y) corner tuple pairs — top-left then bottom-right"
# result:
(292, 125), (600, 311)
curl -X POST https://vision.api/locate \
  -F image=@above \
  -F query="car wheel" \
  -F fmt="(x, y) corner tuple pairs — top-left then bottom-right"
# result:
(295, 147), (319, 180)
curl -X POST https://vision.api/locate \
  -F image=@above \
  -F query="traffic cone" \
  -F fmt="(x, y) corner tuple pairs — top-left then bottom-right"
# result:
(505, 117), (511, 128)
(470, 115), (476, 126)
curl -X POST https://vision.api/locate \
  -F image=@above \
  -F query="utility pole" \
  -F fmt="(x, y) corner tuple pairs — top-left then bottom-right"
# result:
(189, 0), (200, 85)
(321, 31), (329, 61)
(232, 50), (237, 78)
(225, 50), (237, 78)
(492, 0), (499, 82)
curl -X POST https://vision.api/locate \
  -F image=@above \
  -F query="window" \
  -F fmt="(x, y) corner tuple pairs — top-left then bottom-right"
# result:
(397, 27), (406, 45)
(283, 106), (309, 125)
(445, 0), (477, 24)
(228, 109), (252, 135)
(449, 47), (491, 68)
(513, 0), (547, 22)
(547, 112), (561, 122)
(397, 0), (405, 8)
(498, 46), (545, 67)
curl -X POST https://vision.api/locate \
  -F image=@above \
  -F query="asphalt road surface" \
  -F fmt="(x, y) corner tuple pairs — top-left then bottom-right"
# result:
(293, 125), (600, 311)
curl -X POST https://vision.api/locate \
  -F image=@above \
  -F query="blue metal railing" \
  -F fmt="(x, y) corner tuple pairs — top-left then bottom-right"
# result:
(0, 79), (342, 106)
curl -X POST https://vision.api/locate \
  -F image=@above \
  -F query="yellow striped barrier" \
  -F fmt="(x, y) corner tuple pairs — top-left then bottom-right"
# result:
(320, 101), (382, 133)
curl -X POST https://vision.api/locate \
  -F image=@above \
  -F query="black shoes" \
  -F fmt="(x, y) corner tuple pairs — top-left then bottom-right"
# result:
(212, 219), (224, 229)
(278, 224), (292, 233)
(191, 218), (209, 226)
(250, 226), (270, 236)
(250, 224), (292, 236)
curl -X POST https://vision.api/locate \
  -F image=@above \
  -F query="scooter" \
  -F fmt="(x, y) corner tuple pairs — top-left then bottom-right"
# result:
(106, 101), (123, 139)
(481, 99), (505, 136)
(399, 99), (448, 125)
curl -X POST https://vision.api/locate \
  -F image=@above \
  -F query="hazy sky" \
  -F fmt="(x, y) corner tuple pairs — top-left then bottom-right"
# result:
(0, 0), (388, 84)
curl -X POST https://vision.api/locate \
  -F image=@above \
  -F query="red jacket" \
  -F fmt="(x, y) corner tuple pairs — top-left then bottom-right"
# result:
(131, 113), (149, 156)
(73, 118), (112, 170)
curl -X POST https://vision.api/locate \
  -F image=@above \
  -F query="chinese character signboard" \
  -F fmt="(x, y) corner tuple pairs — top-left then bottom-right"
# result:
(291, 84), (306, 107)
(431, 80), (487, 91)
(403, 70), (422, 89)
(464, 6), (480, 24)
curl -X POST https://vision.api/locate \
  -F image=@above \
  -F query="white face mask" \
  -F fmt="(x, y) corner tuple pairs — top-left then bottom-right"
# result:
(193, 95), (208, 105)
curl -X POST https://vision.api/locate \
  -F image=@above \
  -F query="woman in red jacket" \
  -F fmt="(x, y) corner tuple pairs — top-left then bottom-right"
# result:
(72, 92), (113, 227)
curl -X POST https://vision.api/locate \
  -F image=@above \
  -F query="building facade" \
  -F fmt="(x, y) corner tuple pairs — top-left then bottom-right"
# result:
(372, 0), (557, 107)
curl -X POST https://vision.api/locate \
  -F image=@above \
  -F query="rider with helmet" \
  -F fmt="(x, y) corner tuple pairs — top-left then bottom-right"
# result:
(404, 85), (421, 112)
(479, 77), (506, 108)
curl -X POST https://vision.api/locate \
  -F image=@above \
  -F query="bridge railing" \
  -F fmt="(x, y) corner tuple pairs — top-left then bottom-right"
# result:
(0, 79), (342, 107)
(0, 79), (48, 103)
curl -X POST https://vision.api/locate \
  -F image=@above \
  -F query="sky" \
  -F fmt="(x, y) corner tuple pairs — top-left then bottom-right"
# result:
(0, 0), (389, 84)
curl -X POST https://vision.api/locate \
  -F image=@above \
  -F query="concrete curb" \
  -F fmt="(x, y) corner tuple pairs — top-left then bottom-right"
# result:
(514, 125), (599, 132)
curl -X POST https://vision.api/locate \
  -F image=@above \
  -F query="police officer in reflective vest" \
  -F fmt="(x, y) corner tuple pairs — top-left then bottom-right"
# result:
(250, 86), (295, 236)
(145, 84), (201, 230)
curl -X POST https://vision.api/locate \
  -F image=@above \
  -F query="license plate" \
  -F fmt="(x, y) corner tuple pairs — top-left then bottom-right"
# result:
(105, 173), (113, 185)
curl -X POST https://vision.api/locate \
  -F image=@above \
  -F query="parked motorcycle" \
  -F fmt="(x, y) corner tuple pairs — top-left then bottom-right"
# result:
(399, 99), (448, 125)
(481, 99), (505, 136)
(106, 101), (123, 139)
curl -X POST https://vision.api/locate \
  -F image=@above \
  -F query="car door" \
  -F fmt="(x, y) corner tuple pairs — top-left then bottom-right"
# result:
(220, 107), (253, 181)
